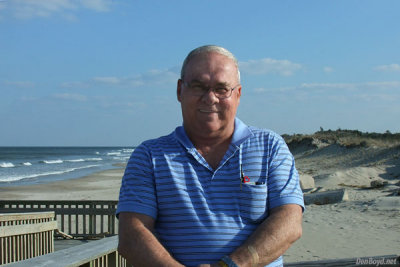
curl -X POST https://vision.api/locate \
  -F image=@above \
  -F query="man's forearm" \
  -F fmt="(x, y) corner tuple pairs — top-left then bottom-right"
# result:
(230, 204), (303, 267)
(118, 213), (184, 267)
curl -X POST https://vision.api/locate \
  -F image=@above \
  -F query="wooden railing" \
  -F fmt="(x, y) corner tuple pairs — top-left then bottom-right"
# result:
(0, 212), (57, 265)
(3, 235), (131, 267)
(0, 200), (118, 239)
(4, 233), (398, 267)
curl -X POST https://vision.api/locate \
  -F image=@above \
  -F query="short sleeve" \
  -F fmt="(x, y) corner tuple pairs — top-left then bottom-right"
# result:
(267, 134), (304, 211)
(116, 143), (158, 219)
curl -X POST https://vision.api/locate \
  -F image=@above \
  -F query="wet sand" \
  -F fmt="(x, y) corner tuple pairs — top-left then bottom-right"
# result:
(0, 168), (124, 201)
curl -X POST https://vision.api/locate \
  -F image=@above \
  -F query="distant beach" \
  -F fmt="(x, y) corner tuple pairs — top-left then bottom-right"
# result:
(0, 167), (124, 200)
(1, 131), (399, 262)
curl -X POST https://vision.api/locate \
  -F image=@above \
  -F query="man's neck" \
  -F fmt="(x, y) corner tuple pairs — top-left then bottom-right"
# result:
(192, 133), (233, 170)
(184, 124), (234, 150)
(184, 124), (234, 170)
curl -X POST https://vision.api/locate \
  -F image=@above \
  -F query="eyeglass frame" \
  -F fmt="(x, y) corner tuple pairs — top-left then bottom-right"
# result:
(181, 80), (240, 99)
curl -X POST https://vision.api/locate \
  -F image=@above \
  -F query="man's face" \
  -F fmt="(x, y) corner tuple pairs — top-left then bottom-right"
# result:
(177, 52), (241, 138)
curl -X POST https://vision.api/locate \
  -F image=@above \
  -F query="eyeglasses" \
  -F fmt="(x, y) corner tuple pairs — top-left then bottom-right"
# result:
(182, 81), (239, 99)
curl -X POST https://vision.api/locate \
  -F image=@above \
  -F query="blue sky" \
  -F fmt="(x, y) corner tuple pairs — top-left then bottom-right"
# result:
(1, 0), (399, 146)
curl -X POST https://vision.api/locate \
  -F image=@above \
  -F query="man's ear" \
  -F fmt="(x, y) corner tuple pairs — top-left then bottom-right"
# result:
(177, 79), (183, 102)
(237, 85), (242, 98)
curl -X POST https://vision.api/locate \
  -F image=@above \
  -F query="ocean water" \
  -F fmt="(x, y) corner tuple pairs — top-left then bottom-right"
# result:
(0, 147), (134, 186)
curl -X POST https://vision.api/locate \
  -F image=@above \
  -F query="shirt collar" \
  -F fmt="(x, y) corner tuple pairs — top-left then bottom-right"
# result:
(174, 117), (253, 150)
(174, 125), (196, 151)
(231, 117), (253, 147)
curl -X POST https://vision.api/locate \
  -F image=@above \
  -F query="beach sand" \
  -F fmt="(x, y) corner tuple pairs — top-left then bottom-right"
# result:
(284, 143), (400, 262)
(0, 168), (124, 201)
(1, 143), (399, 263)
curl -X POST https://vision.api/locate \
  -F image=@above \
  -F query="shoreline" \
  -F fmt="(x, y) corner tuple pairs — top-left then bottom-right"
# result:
(0, 167), (125, 201)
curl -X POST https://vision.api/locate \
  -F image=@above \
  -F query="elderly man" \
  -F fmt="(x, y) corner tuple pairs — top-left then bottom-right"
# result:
(117, 45), (304, 267)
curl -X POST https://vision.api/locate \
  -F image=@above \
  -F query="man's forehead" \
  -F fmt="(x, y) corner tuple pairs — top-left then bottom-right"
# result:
(187, 52), (234, 65)
(184, 52), (237, 79)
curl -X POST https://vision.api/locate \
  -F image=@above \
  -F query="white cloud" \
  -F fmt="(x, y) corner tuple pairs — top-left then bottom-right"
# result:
(61, 81), (90, 88)
(299, 82), (357, 90)
(3, 80), (35, 88)
(254, 86), (293, 93)
(364, 81), (400, 89)
(300, 81), (400, 91)
(240, 58), (302, 76)
(251, 81), (400, 111)
(323, 66), (334, 73)
(2, 0), (111, 20)
(92, 76), (121, 84)
(254, 81), (400, 99)
(53, 93), (87, 101)
(358, 93), (398, 102)
(134, 68), (178, 86)
(81, 0), (110, 12)
(21, 95), (39, 102)
(64, 67), (179, 89)
(374, 63), (400, 72)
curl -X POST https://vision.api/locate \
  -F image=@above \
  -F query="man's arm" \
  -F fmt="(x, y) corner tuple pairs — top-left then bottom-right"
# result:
(118, 212), (184, 267)
(229, 204), (303, 267)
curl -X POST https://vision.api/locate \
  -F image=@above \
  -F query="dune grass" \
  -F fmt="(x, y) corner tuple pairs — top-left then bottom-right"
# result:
(283, 129), (400, 149)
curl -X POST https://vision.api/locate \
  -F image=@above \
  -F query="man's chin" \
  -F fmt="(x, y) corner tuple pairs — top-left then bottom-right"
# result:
(196, 122), (225, 134)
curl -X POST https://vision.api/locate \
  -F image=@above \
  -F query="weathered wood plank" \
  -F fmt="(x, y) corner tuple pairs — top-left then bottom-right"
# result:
(2, 209), (115, 215)
(0, 200), (118, 206)
(0, 212), (56, 265)
(0, 212), (55, 222)
(2, 236), (124, 267)
(0, 221), (58, 238)
(0, 201), (118, 239)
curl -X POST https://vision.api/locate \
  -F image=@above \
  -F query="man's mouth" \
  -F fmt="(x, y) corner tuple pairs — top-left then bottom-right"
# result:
(199, 109), (218, 113)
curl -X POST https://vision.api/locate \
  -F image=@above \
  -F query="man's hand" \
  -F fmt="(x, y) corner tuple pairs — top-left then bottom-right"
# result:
(230, 204), (303, 267)
(197, 263), (220, 267)
(118, 212), (184, 267)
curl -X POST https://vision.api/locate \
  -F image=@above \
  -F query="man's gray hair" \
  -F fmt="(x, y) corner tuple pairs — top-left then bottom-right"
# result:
(180, 45), (241, 82)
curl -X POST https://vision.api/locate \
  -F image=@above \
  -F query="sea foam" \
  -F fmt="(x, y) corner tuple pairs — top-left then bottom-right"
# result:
(64, 158), (103, 163)
(86, 158), (103, 161)
(0, 162), (15, 168)
(42, 160), (63, 164)
(107, 152), (121, 156)
(0, 164), (100, 183)
(66, 159), (85, 162)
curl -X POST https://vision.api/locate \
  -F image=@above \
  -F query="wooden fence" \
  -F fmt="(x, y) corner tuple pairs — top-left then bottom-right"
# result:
(2, 235), (131, 267)
(3, 234), (398, 267)
(0, 200), (118, 239)
(0, 212), (57, 265)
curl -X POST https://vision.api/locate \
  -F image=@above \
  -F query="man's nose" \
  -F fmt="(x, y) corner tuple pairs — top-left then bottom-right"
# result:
(201, 88), (219, 104)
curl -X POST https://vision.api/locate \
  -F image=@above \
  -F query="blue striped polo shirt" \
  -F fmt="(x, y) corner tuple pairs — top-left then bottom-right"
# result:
(117, 118), (304, 267)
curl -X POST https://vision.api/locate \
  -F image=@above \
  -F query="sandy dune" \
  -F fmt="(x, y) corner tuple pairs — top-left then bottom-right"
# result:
(284, 141), (400, 262)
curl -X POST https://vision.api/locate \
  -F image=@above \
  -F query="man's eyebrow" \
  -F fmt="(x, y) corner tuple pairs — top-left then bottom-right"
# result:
(215, 82), (230, 87)
(189, 80), (230, 87)
(189, 79), (204, 84)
